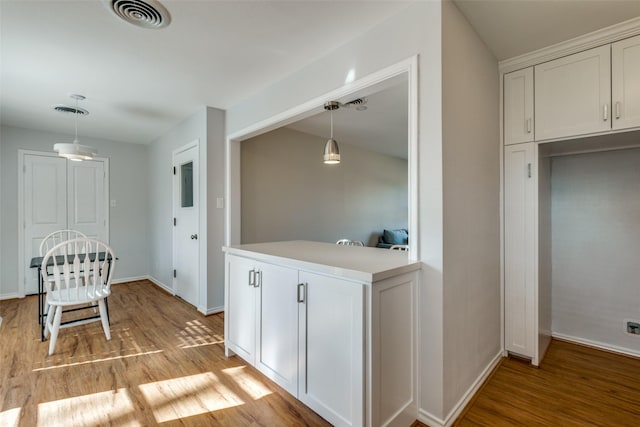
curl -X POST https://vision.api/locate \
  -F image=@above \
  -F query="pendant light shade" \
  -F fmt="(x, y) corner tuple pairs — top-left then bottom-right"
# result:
(323, 101), (340, 164)
(54, 94), (97, 162)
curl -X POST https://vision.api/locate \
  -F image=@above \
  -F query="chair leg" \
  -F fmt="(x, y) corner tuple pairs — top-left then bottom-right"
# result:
(48, 306), (63, 356)
(98, 299), (111, 341)
(44, 303), (55, 339)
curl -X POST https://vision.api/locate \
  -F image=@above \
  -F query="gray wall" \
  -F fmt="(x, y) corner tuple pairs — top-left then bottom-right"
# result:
(147, 107), (226, 313)
(241, 127), (407, 246)
(551, 148), (640, 355)
(441, 0), (501, 412)
(0, 125), (150, 296)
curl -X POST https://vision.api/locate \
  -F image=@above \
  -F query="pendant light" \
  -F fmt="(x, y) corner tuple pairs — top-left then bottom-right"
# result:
(54, 94), (97, 162)
(323, 101), (340, 164)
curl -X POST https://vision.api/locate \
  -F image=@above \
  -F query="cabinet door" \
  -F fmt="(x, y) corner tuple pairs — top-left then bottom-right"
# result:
(504, 67), (534, 145)
(298, 272), (364, 427)
(535, 45), (611, 141)
(255, 261), (299, 396)
(504, 143), (536, 358)
(226, 255), (257, 364)
(612, 35), (640, 130)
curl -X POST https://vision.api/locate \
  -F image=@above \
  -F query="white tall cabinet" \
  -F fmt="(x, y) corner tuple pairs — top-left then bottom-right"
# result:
(224, 241), (420, 427)
(502, 30), (640, 366)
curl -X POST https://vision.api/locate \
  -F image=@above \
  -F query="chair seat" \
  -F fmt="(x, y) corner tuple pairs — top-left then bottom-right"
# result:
(46, 286), (111, 306)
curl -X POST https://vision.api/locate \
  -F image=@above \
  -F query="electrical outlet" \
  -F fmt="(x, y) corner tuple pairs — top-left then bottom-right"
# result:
(626, 321), (640, 335)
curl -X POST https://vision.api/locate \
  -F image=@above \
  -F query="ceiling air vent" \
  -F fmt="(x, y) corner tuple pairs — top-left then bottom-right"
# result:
(109, 0), (171, 29)
(53, 105), (90, 116)
(342, 97), (368, 111)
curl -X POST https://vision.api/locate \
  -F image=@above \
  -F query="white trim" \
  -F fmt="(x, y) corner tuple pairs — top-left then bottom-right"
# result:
(499, 16), (640, 74)
(225, 56), (420, 260)
(0, 293), (20, 301)
(200, 305), (224, 316)
(552, 333), (640, 359)
(417, 351), (503, 427)
(111, 276), (149, 285)
(147, 275), (175, 295)
(17, 150), (109, 298)
(172, 140), (200, 307)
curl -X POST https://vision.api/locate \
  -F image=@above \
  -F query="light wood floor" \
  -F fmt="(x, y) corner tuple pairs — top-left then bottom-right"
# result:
(0, 280), (331, 426)
(454, 339), (640, 426)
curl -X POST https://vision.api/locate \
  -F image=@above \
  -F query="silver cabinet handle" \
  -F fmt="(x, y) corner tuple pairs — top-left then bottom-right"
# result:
(615, 101), (621, 119)
(527, 163), (532, 178)
(254, 271), (261, 288)
(297, 283), (306, 303)
(248, 269), (255, 287)
(526, 118), (532, 133)
(603, 104), (609, 121)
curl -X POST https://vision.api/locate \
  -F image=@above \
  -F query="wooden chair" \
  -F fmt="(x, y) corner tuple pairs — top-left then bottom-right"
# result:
(390, 244), (409, 251)
(41, 237), (116, 355)
(39, 229), (87, 256)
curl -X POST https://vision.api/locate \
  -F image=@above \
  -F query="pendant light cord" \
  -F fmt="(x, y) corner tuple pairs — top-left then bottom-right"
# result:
(330, 109), (334, 139)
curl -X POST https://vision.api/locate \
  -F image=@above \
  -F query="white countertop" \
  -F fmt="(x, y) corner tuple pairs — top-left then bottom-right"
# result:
(223, 240), (421, 283)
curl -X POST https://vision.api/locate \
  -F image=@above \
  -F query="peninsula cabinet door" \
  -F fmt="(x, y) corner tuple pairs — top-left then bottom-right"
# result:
(226, 255), (257, 364)
(298, 272), (364, 427)
(535, 44), (611, 141)
(612, 34), (640, 130)
(255, 261), (299, 397)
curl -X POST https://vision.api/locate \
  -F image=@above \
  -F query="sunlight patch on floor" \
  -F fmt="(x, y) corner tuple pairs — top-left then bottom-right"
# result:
(222, 366), (273, 400)
(176, 319), (223, 348)
(0, 407), (21, 427)
(138, 372), (244, 423)
(37, 388), (137, 426)
(32, 349), (164, 372)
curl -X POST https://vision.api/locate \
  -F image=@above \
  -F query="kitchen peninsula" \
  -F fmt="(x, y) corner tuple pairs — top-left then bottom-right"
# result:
(223, 240), (421, 427)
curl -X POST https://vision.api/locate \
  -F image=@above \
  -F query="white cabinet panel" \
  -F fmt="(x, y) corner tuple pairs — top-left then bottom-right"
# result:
(504, 143), (536, 358)
(612, 35), (640, 130)
(226, 255), (257, 364)
(504, 67), (534, 145)
(256, 262), (299, 396)
(298, 271), (363, 427)
(535, 45), (611, 141)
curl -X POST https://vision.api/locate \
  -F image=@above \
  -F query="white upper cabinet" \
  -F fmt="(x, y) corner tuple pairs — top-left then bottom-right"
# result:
(504, 67), (534, 145)
(534, 45), (611, 141)
(612, 34), (640, 130)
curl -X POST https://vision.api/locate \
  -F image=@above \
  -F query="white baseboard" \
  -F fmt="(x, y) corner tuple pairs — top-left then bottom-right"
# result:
(0, 293), (20, 301)
(111, 275), (148, 285)
(199, 305), (224, 316)
(146, 275), (175, 295)
(552, 332), (640, 359)
(418, 350), (503, 427)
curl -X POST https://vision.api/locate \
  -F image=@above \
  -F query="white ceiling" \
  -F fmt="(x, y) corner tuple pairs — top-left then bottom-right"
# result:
(0, 0), (410, 144)
(3, 1), (640, 148)
(454, 0), (640, 61)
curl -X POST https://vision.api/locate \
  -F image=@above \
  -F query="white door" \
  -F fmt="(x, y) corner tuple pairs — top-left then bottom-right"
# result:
(535, 44), (611, 141)
(173, 143), (199, 308)
(256, 261), (299, 396)
(298, 271), (364, 427)
(23, 154), (67, 294)
(68, 160), (107, 241)
(612, 34), (640, 130)
(22, 153), (108, 295)
(504, 67), (534, 145)
(504, 143), (536, 359)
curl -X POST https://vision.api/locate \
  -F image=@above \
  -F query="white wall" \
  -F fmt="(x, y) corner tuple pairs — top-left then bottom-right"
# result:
(241, 127), (407, 246)
(551, 148), (640, 355)
(226, 1), (447, 421)
(441, 0), (501, 417)
(0, 125), (150, 297)
(147, 107), (225, 313)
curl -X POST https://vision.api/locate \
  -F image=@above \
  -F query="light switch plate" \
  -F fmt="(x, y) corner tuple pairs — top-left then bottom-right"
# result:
(216, 197), (224, 209)
(110, 199), (117, 208)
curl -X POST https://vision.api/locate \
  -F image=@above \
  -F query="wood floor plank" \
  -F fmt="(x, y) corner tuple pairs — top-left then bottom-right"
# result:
(454, 339), (640, 426)
(0, 280), (331, 426)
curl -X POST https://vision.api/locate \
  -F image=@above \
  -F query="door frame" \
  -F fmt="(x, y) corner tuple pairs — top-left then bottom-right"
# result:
(17, 149), (110, 297)
(171, 140), (200, 305)
(224, 56), (419, 260)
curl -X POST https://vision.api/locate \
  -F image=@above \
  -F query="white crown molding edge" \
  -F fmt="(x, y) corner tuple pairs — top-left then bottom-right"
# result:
(499, 16), (640, 74)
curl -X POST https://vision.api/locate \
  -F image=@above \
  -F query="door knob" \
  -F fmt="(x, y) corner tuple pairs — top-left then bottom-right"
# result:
(190, 234), (198, 240)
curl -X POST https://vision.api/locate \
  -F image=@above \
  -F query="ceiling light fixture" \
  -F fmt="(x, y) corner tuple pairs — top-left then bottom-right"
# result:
(323, 101), (340, 165)
(53, 94), (97, 162)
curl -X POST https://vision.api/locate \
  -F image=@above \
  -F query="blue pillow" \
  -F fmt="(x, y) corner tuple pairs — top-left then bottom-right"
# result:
(383, 229), (408, 245)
